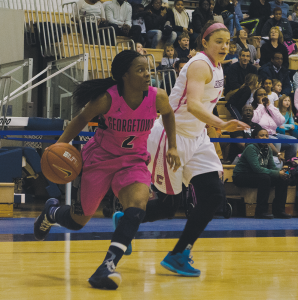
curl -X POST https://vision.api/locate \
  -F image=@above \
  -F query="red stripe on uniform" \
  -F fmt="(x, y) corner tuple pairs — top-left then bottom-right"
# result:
(151, 129), (165, 185)
(174, 82), (188, 113)
(163, 133), (175, 195)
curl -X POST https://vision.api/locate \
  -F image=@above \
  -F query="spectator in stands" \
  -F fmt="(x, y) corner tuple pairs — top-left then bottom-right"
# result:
(228, 105), (283, 166)
(166, 0), (198, 48)
(105, 0), (137, 39)
(131, 3), (150, 46)
(161, 43), (179, 69)
(192, 0), (214, 36)
(272, 79), (282, 97)
(160, 57), (189, 95)
(251, 88), (298, 161)
(290, 3), (298, 38)
(259, 27), (289, 68)
(213, 0), (242, 37)
(269, 0), (289, 19)
(258, 52), (291, 96)
(209, 0), (215, 15)
(225, 48), (258, 96)
(144, 0), (177, 48)
(263, 78), (279, 106)
(261, 7), (293, 41)
(247, 0), (271, 36)
(233, 127), (291, 219)
(175, 32), (196, 58)
(222, 40), (238, 75)
(225, 73), (259, 120)
(76, 0), (107, 24)
(234, 29), (260, 65)
(276, 94), (298, 138)
(234, 0), (249, 22)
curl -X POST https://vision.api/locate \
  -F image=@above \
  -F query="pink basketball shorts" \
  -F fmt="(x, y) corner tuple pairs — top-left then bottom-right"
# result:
(79, 138), (151, 216)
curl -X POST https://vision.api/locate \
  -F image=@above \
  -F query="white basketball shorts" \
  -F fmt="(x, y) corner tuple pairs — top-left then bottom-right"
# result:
(147, 120), (223, 195)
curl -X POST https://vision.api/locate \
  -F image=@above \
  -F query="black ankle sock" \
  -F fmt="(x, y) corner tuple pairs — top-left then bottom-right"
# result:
(172, 243), (193, 255)
(52, 205), (84, 230)
(104, 246), (125, 266)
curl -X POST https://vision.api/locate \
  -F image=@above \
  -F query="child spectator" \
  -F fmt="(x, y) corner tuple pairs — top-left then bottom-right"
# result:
(276, 94), (298, 138)
(175, 32), (196, 58)
(222, 40), (238, 75)
(272, 79), (282, 97)
(263, 78), (279, 106)
(167, 0), (198, 48)
(225, 73), (259, 120)
(161, 43), (179, 69)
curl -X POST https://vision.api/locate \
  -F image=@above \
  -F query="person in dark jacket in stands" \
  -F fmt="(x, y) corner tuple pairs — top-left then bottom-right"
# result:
(261, 7), (292, 41)
(248, 0), (271, 36)
(225, 48), (258, 96)
(233, 127), (291, 219)
(258, 52), (291, 96)
(192, 0), (213, 35)
(144, 0), (177, 48)
(225, 73), (259, 120)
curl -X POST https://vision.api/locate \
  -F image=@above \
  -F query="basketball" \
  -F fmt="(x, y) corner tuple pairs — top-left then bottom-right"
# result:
(41, 143), (82, 184)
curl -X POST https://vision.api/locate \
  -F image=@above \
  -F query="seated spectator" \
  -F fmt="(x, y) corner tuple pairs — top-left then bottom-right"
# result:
(213, 0), (242, 37)
(159, 57), (189, 95)
(234, 0), (249, 22)
(272, 79), (282, 97)
(290, 3), (298, 38)
(131, 3), (150, 46)
(192, 0), (214, 36)
(161, 43), (179, 69)
(210, 0), (215, 15)
(247, 0), (271, 36)
(226, 73), (259, 120)
(233, 127), (291, 219)
(166, 0), (198, 48)
(261, 7), (293, 42)
(144, 0), (177, 48)
(251, 88), (298, 161)
(276, 94), (298, 138)
(105, 0), (139, 40)
(258, 52), (291, 95)
(175, 32), (196, 58)
(234, 29), (260, 65)
(225, 48), (258, 96)
(269, 0), (289, 19)
(227, 105), (283, 166)
(263, 78), (279, 105)
(260, 27), (289, 68)
(222, 40), (238, 75)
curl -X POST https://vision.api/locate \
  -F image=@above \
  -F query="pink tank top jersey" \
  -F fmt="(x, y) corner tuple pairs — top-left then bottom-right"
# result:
(93, 85), (158, 156)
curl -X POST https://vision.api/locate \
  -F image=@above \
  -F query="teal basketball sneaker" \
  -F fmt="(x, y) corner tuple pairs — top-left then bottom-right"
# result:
(160, 249), (201, 277)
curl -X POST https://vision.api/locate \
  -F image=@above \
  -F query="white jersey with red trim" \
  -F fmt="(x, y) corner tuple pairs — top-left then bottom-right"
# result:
(167, 52), (224, 138)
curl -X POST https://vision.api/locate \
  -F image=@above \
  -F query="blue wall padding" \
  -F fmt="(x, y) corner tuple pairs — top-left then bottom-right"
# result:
(26, 117), (64, 131)
(0, 148), (23, 182)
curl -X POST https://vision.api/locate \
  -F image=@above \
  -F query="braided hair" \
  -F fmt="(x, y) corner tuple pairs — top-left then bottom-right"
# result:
(73, 50), (142, 110)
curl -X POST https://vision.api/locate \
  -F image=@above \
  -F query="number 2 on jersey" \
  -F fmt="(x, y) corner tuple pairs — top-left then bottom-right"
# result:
(122, 136), (136, 149)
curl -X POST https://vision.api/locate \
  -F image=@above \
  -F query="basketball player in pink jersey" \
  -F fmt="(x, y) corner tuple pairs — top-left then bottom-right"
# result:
(144, 21), (250, 276)
(34, 50), (181, 290)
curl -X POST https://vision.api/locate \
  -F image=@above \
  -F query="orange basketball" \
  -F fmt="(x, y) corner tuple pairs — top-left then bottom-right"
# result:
(41, 143), (82, 184)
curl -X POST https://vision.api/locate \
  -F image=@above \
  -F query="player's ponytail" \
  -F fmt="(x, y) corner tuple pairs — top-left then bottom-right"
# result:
(73, 50), (142, 110)
(196, 20), (229, 51)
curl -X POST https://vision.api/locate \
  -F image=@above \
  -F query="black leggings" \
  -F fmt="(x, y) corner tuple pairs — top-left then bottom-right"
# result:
(233, 173), (288, 215)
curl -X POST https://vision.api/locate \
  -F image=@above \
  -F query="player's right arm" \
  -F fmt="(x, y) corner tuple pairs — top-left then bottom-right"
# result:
(57, 93), (112, 143)
(186, 60), (250, 132)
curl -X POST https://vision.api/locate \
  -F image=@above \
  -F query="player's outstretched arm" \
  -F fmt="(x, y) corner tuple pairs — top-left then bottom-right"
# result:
(186, 60), (250, 132)
(156, 88), (181, 172)
(57, 92), (112, 144)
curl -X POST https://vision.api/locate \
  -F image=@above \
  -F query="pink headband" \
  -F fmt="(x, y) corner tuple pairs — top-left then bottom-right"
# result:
(202, 23), (227, 40)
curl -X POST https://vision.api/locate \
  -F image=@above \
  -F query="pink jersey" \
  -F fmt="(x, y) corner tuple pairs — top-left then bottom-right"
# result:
(93, 84), (157, 157)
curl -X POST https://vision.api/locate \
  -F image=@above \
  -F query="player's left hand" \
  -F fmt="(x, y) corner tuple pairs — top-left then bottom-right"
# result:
(166, 147), (181, 172)
(220, 120), (250, 132)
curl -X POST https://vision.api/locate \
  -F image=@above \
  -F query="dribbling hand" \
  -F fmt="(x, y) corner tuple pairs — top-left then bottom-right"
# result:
(220, 120), (250, 132)
(166, 147), (181, 172)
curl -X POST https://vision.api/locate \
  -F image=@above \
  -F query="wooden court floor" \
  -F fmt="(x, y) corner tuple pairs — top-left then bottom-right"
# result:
(1, 237), (298, 300)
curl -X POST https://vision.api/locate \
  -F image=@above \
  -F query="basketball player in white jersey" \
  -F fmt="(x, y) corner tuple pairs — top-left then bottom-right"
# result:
(144, 21), (250, 276)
